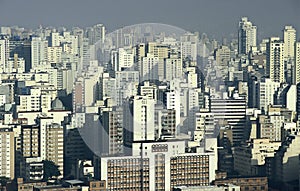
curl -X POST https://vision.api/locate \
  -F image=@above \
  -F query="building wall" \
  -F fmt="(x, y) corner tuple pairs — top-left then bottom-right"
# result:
(0, 129), (14, 179)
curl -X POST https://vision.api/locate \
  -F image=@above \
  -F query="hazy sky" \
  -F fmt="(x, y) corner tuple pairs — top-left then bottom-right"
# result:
(0, 0), (300, 40)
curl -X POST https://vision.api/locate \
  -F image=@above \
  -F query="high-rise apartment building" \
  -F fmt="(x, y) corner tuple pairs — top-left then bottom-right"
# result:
(180, 33), (198, 61)
(283, 26), (296, 60)
(294, 42), (300, 85)
(123, 96), (156, 143)
(101, 106), (124, 155)
(111, 48), (134, 71)
(86, 24), (106, 45)
(0, 37), (9, 72)
(20, 117), (64, 180)
(140, 54), (160, 82)
(0, 129), (15, 180)
(238, 17), (257, 54)
(45, 123), (64, 178)
(16, 87), (53, 112)
(210, 94), (247, 145)
(257, 78), (281, 111)
(266, 37), (285, 83)
(47, 46), (62, 64)
(31, 37), (48, 69)
(164, 55), (183, 81)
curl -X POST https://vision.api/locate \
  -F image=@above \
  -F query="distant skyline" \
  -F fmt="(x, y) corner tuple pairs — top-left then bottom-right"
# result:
(1, 0), (300, 40)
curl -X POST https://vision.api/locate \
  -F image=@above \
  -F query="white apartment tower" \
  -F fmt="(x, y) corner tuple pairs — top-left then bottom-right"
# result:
(140, 54), (159, 82)
(31, 37), (48, 69)
(111, 48), (134, 71)
(132, 96), (155, 141)
(257, 78), (281, 112)
(238, 17), (257, 54)
(164, 55), (183, 81)
(180, 33), (198, 61)
(123, 96), (156, 144)
(93, 24), (106, 44)
(0, 38), (9, 72)
(266, 37), (285, 83)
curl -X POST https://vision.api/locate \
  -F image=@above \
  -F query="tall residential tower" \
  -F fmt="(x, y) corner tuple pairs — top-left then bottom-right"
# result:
(238, 17), (257, 55)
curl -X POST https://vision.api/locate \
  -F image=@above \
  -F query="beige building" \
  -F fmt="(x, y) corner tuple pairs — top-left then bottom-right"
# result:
(294, 42), (300, 85)
(234, 139), (281, 176)
(100, 140), (218, 191)
(20, 117), (65, 180)
(0, 129), (15, 179)
(283, 26), (296, 60)
(46, 123), (64, 178)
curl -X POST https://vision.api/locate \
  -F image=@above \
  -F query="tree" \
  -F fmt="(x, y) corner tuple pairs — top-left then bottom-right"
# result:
(42, 160), (61, 181)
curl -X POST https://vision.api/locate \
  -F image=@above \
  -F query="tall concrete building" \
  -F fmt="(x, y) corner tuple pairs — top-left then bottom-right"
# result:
(294, 42), (300, 85)
(146, 42), (169, 80)
(257, 78), (281, 112)
(16, 87), (53, 112)
(20, 118), (64, 180)
(93, 24), (106, 44)
(99, 73), (117, 103)
(6, 55), (25, 73)
(49, 32), (61, 47)
(238, 17), (257, 54)
(283, 26), (296, 60)
(210, 93), (247, 145)
(45, 123), (64, 178)
(0, 37), (9, 72)
(234, 139), (281, 176)
(164, 54), (183, 81)
(258, 114), (284, 142)
(214, 45), (231, 67)
(111, 48), (134, 71)
(194, 111), (215, 144)
(140, 54), (159, 82)
(87, 24), (106, 45)
(0, 129), (15, 180)
(266, 37), (285, 83)
(297, 83), (300, 119)
(31, 37), (48, 69)
(101, 106), (124, 155)
(115, 70), (139, 106)
(123, 96), (156, 147)
(47, 46), (62, 64)
(164, 89), (181, 134)
(180, 33), (198, 61)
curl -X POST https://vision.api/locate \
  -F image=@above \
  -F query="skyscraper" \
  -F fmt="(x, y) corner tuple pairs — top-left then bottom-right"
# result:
(266, 37), (285, 83)
(238, 17), (257, 55)
(0, 37), (9, 72)
(283, 26), (296, 60)
(123, 96), (156, 145)
(101, 106), (124, 155)
(294, 42), (300, 85)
